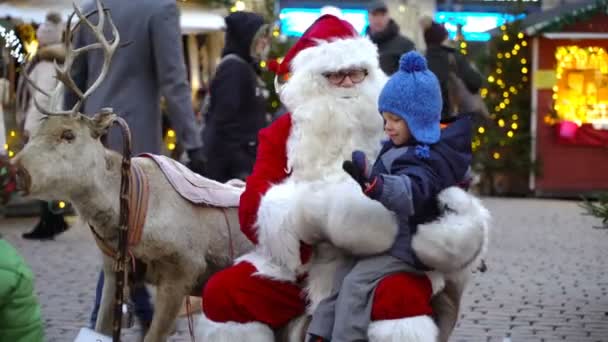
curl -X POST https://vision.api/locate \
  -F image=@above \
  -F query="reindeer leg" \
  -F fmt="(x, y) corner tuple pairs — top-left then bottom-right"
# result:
(95, 257), (116, 336)
(143, 278), (188, 342)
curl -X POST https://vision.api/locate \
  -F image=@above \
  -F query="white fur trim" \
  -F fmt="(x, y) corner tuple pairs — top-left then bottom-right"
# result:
(426, 271), (445, 296)
(236, 249), (296, 282)
(291, 37), (380, 75)
(303, 243), (348, 313)
(255, 181), (302, 273)
(196, 311), (274, 342)
(295, 179), (398, 255)
(368, 316), (439, 342)
(412, 187), (491, 273)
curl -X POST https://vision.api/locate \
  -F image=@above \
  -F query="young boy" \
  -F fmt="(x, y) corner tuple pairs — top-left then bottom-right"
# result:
(307, 51), (473, 342)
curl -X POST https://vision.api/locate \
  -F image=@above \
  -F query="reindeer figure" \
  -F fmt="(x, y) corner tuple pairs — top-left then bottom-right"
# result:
(13, 1), (253, 341)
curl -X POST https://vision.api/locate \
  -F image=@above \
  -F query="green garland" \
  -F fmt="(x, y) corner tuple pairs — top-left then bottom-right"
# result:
(537, 0), (608, 33)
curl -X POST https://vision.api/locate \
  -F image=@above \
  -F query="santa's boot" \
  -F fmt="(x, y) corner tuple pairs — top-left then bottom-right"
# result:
(196, 312), (274, 342)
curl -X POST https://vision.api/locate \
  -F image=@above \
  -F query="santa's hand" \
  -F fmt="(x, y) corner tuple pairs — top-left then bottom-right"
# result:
(343, 151), (383, 199)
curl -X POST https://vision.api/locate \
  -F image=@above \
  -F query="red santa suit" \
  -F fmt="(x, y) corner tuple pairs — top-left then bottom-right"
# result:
(199, 15), (490, 342)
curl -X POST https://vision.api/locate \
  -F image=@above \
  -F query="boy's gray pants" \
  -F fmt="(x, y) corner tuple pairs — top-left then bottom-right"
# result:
(307, 254), (420, 342)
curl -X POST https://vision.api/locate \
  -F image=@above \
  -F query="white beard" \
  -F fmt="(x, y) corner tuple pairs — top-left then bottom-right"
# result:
(281, 74), (387, 182)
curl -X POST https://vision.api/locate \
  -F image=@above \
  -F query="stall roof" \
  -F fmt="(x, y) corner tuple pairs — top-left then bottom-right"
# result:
(486, 0), (604, 36)
(0, 0), (226, 33)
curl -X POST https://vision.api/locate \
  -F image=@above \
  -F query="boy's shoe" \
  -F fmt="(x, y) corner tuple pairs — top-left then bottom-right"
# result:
(307, 334), (330, 342)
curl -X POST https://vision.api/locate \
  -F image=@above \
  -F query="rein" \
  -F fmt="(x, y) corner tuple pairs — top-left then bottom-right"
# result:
(110, 112), (133, 342)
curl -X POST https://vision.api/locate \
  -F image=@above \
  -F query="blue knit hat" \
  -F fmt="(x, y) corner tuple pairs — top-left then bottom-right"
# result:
(378, 51), (442, 144)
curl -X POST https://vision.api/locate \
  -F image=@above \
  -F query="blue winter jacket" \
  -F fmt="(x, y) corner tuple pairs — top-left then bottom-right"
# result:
(371, 114), (473, 269)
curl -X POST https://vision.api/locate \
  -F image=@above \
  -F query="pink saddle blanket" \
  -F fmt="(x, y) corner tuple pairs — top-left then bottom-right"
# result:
(139, 154), (243, 208)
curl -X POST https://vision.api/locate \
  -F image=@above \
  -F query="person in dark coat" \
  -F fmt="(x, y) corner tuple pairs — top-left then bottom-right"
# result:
(365, 1), (415, 75)
(422, 18), (483, 119)
(203, 12), (271, 183)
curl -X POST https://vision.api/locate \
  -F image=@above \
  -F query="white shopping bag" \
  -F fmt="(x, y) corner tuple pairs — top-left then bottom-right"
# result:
(74, 327), (112, 342)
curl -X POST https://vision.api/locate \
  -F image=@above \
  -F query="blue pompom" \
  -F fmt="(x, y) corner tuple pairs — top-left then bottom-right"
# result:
(399, 51), (427, 73)
(415, 144), (431, 159)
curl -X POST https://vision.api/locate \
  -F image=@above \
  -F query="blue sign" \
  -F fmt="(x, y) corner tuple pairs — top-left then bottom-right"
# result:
(434, 11), (526, 42)
(279, 7), (369, 37)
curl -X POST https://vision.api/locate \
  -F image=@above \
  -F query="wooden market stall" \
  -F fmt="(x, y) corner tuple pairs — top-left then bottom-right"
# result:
(527, 1), (608, 196)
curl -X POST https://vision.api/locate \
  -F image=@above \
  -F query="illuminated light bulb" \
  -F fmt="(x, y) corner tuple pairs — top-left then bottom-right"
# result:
(552, 86), (559, 92)
(59, 201), (66, 209)
(522, 41), (528, 46)
(235, 1), (246, 11)
(9, 131), (15, 137)
(505, 53), (511, 58)
(497, 53), (503, 59)
(8, 151), (14, 158)
(521, 67), (528, 74)
(168, 143), (176, 151)
(498, 119), (505, 127)
(521, 58), (527, 64)
(460, 42), (467, 49)
(478, 126), (485, 134)
(499, 103), (506, 109)
(502, 35), (509, 41)
(272, 30), (280, 38)
(512, 123), (518, 130)
(167, 130), (175, 138)
(260, 61), (267, 68)
(552, 94), (558, 100)
(514, 44), (520, 50)
(503, 91), (509, 98)
(500, 25), (507, 31)
(517, 32), (524, 39)
(493, 152), (501, 159)
(488, 75), (495, 83)
(504, 99), (510, 104)
(496, 68), (502, 74)
(507, 131), (514, 138)
(509, 86), (516, 93)
(495, 106), (501, 112)
(512, 114), (519, 120)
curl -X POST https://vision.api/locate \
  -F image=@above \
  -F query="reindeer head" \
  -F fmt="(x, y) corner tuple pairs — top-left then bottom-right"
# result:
(12, 0), (121, 200)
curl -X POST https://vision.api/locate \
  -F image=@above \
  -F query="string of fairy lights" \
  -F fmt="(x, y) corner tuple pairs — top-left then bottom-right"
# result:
(474, 23), (529, 160)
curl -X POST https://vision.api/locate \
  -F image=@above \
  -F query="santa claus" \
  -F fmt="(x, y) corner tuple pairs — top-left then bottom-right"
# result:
(198, 14), (489, 342)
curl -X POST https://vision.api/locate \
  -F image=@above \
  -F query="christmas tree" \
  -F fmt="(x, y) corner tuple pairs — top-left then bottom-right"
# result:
(474, 20), (535, 195)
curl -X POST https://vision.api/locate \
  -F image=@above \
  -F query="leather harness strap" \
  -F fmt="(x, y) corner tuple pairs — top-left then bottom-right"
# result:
(90, 161), (149, 259)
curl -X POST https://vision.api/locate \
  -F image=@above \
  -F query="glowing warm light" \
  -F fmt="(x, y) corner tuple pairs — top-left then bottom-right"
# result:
(521, 67), (528, 74)
(520, 58), (527, 64)
(512, 114), (519, 120)
(507, 131), (514, 138)
(511, 123), (518, 130)
(478, 126), (485, 134)
(167, 130), (175, 138)
(3, 144), (7, 150)
(59, 201), (66, 209)
(517, 32), (524, 39)
(8, 151), (14, 157)
(272, 30), (280, 38)
(553, 45), (608, 125)
(493, 152), (501, 159)
(503, 91), (509, 98)
(260, 61), (267, 68)
(168, 143), (176, 151)
(9, 131), (15, 137)
(522, 41), (528, 47)
(499, 103), (506, 109)
(488, 75), (495, 83)
(498, 119), (505, 127)
(502, 35), (509, 41)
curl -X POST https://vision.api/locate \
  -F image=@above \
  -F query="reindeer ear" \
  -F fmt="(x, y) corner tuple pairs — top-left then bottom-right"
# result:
(87, 110), (116, 138)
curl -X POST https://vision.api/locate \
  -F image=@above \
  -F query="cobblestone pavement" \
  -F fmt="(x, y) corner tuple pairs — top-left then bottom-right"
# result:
(1, 197), (607, 341)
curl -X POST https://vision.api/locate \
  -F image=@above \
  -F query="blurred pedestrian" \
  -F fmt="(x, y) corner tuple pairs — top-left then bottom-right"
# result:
(421, 18), (484, 120)
(65, 0), (205, 333)
(0, 237), (44, 342)
(21, 12), (69, 241)
(365, 1), (415, 75)
(203, 11), (271, 183)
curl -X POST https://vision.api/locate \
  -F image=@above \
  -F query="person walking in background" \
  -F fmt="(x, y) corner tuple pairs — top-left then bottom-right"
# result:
(64, 0), (205, 334)
(0, 237), (44, 342)
(21, 12), (69, 241)
(202, 11), (271, 183)
(421, 18), (484, 120)
(365, 1), (415, 75)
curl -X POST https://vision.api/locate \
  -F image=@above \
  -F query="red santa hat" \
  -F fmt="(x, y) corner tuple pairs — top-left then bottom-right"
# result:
(274, 14), (360, 76)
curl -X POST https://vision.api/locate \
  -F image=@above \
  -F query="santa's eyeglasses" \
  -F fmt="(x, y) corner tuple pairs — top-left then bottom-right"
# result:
(322, 69), (368, 85)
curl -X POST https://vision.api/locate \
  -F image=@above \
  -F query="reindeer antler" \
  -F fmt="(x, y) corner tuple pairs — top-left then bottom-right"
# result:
(23, 0), (120, 117)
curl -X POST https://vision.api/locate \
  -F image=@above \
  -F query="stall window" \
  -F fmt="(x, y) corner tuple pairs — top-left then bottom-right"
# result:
(553, 46), (608, 128)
